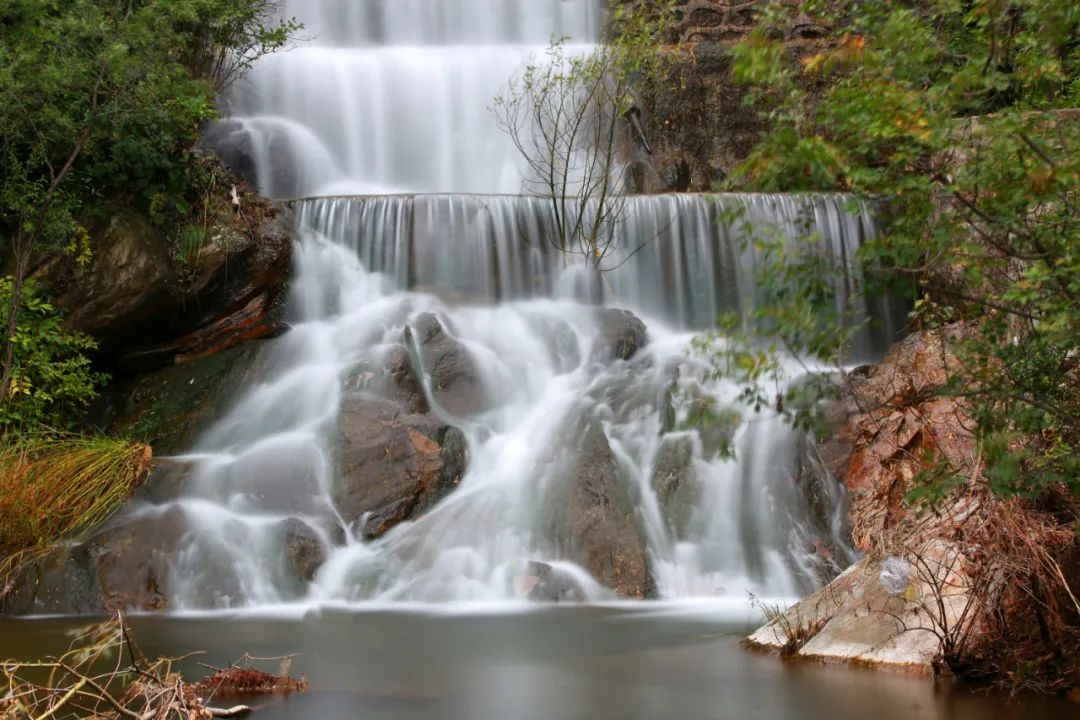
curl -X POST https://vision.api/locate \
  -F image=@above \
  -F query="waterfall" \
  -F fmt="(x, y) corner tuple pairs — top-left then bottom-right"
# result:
(217, 0), (604, 198)
(123, 0), (900, 610)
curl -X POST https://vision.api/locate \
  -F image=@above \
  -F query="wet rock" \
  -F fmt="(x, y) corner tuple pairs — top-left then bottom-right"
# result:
(201, 119), (303, 198)
(405, 313), (485, 417)
(279, 519), (327, 584)
(592, 308), (648, 362)
(48, 209), (179, 349)
(514, 561), (585, 602)
(200, 120), (260, 187)
(108, 340), (275, 455)
(557, 421), (653, 598)
(337, 396), (467, 539)
(750, 326), (981, 671)
(378, 343), (430, 414)
(2, 544), (106, 616)
(92, 508), (190, 612)
(650, 434), (700, 538)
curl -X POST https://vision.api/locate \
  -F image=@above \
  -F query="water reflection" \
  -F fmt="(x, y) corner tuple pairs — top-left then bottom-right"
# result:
(0, 607), (1070, 720)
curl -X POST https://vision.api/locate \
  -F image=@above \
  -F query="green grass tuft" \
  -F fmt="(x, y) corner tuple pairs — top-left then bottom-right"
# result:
(0, 434), (152, 596)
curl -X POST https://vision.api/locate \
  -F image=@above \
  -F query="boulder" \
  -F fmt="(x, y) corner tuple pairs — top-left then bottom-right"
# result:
(368, 343), (430, 414)
(405, 313), (485, 417)
(513, 561), (586, 602)
(650, 434), (700, 538)
(2, 544), (107, 616)
(93, 511), (184, 612)
(336, 395), (467, 539)
(279, 518), (328, 585)
(592, 308), (648, 362)
(6, 507), (187, 615)
(557, 421), (654, 598)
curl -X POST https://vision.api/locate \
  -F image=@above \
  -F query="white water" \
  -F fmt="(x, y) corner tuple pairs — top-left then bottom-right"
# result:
(124, 0), (899, 610)
(121, 193), (882, 609)
(220, 0), (603, 198)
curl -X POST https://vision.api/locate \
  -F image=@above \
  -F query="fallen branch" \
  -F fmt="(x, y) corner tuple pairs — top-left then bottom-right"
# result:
(0, 614), (306, 720)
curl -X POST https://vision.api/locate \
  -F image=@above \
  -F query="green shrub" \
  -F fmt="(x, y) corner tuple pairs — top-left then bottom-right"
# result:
(0, 277), (105, 432)
(721, 0), (1080, 499)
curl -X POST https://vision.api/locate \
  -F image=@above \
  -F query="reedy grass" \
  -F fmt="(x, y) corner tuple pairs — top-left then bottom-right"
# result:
(0, 434), (152, 600)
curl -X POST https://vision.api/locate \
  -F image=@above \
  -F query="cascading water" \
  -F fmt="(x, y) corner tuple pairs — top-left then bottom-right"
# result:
(216, 0), (604, 198)
(117, 0), (902, 610)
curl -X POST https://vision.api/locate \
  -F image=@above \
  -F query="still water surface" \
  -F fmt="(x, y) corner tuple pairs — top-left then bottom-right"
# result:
(1, 604), (1073, 720)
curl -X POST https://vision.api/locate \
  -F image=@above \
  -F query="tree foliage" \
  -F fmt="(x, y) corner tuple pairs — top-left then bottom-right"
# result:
(0, 0), (299, 426)
(725, 0), (1080, 498)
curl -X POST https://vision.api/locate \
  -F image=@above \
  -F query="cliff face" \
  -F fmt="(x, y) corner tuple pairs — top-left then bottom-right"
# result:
(750, 326), (1080, 686)
(35, 170), (291, 378)
(621, 0), (830, 191)
(746, 327), (985, 671)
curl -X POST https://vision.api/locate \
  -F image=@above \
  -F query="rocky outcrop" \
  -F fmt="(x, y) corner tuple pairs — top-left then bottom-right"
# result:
(38, 179), (291, 374)
(613, 1), (834, 190)
(748, 326), (980, 671)
(336, 395), (467, 539)
(48, 210), (178, 351)
(825, 326), (977, 551)
(555, 421), (654, 598)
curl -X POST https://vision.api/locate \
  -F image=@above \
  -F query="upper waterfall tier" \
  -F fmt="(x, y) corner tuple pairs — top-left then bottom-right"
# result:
(212, 0), (604, 197)
(280, 0), (604, 46)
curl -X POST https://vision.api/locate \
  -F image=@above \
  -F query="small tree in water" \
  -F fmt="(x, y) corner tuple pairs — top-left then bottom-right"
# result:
(491, 4), (676, 269)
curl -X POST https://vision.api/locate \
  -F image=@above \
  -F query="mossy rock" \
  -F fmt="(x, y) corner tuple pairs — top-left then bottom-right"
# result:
(106, 339), (277, 455)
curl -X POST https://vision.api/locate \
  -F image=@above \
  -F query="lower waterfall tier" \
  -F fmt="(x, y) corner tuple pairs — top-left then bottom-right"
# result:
(35, 193), (894, 611)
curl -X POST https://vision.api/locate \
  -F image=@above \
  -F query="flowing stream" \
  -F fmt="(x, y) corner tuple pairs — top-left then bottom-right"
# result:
(125, 0), (907, 610)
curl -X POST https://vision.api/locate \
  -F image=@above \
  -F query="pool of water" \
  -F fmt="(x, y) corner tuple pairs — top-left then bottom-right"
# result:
(1, 603), (1072, 719)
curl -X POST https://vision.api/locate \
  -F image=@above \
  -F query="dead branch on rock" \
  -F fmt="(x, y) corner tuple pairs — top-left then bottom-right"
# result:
(877, 540), (988, 675)
(0, 614), (307, 720)
(749, 593), (829, 658)
(874, 483), (1080, 692)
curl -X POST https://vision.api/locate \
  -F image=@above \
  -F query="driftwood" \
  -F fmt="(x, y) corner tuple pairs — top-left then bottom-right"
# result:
(0, 614), (307, 720)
